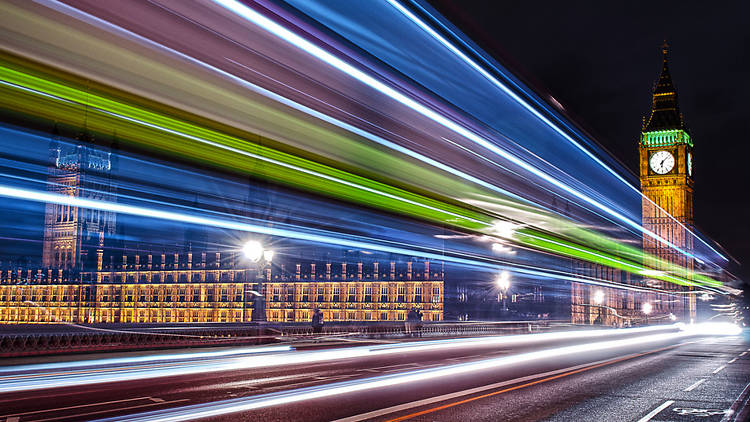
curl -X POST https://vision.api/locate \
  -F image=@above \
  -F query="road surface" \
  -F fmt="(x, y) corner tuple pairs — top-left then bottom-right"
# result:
(0, 327), (747, 421)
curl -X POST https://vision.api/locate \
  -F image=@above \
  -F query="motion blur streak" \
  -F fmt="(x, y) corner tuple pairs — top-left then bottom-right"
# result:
(0, 1), (727, 289)
(212, 0), (693, 259)
(0, 325), (684, 393)
(385, 0), (723, 260)
(0, 345), (293, 374)
(95, 323), (740, 422)
(0, 183), (721, 293)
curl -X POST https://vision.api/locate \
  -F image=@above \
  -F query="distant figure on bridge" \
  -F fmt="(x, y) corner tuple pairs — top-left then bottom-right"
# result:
(311, 309), (324, 334)
(414, 308), (423, 337)
(405, 308), (416, 336)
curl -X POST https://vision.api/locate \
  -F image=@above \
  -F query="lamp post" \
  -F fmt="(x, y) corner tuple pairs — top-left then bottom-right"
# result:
(496, 271), (511, 313)
(642, 302), (652, 325)
(243, 240), (273, 321)
(593, 290), (604, 325)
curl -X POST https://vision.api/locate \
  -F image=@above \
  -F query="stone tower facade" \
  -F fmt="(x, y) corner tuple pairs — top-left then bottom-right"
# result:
(639, 42), (696, 320)
(41, 133), (116, 273)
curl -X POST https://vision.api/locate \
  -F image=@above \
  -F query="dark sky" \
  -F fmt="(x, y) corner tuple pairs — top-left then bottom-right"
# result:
(429, 0), (750, 280)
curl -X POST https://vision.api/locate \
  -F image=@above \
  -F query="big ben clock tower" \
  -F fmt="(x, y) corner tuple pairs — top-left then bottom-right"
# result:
(640, 42), (696, 320)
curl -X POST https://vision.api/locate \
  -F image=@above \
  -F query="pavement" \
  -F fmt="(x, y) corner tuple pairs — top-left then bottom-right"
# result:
(0, 327), (747, 421)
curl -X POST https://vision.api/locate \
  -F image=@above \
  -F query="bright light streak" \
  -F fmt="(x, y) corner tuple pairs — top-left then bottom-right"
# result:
(263, 249), (275, 262)
(491, 220), (518, 239)
(593, 290), (604, 305)
(96, 324), (735, 421)
(385, 0), (726, 261)
(211, 0), (697, 260)
(1, 183), (706, 296)
(0, 345), (292, 375)
(491, 243), (515, 255)
(642, 303), (653, 315)
(679, 322), (742, 336)
(16, 2), (722, 288)
(0, 326), (680, 393)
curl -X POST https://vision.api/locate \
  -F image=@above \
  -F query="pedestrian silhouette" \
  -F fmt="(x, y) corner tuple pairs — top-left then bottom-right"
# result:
(311, 308), (324, 334)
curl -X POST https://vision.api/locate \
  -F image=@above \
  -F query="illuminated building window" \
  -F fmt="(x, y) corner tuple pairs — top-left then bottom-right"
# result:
(348, 311), (356, 320)
(332, 287), (340, 302)
(380, 312), (388, 320)
(347, 286), (356, 302)
(397, 286), (405, 303)
(317, 287), (324, 302)
(364, 286), (372, 303)
(380, 286), (388, 303)
(414, 286), (423, 303)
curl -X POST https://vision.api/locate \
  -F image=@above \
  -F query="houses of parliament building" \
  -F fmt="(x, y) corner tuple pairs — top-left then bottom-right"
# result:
(0, 135), (444, 324)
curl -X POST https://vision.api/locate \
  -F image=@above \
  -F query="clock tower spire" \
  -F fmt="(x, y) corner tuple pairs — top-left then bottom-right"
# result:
(639, 41), (695, 320)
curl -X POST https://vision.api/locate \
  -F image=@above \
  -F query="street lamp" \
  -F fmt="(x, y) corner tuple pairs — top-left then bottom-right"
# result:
(495, 271), (511, 292)
(243, 240), (264, 262)
(593, 290), (604, 305)
(242, 240), (274, 322)
(642, 302), (653, 325)
(495, 271), (511, 313)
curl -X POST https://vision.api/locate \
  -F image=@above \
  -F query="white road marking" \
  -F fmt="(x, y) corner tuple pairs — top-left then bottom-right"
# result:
(360, 363), (419, 373)
(740, 351), (747, 357)
(684, 378), (707, 392)
(637, 400), (674, 422)
(713, 365), (727, 374)
(0, 397), (153, 418)
(728, 358), (738, 364)
(31, 399), (188, 422)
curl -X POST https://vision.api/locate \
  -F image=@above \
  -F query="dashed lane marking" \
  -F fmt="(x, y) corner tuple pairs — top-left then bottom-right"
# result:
(637, 400), (674, 422)
(713, 365), (727, 374)
(684, 378), (706, 392)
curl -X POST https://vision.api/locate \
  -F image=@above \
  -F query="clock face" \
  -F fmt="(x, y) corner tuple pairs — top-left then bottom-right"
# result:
(649, 150), (674, 174)
(688, 152), (692, 176)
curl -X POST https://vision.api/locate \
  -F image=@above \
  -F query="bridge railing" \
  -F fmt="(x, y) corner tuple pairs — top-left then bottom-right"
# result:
(0, 320), (577, 357)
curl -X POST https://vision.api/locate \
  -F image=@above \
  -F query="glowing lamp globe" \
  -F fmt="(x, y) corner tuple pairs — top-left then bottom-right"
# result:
(243, 240), (264, 262)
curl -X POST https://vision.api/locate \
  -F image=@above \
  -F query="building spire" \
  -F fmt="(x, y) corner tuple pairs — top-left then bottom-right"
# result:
(643, 40), (685, 132)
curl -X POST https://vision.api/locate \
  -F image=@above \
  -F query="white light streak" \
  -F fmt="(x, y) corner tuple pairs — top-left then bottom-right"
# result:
(95, 324), (733, 422)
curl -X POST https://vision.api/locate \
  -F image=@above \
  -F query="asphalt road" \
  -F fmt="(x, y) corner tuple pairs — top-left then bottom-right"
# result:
(0, 328), (747, 421)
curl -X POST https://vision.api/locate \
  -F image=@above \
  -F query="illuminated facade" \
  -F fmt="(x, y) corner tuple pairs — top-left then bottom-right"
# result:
(0, 256), (443, 323)
(639, 42), (696, 321)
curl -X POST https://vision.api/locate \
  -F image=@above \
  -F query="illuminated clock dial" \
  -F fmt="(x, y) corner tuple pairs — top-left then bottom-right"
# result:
(687, 152), (692, 176)
(649, 150), (674, 174)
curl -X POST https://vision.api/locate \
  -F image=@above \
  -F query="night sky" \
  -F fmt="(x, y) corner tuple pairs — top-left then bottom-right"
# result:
(429, 0), (750, 281)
